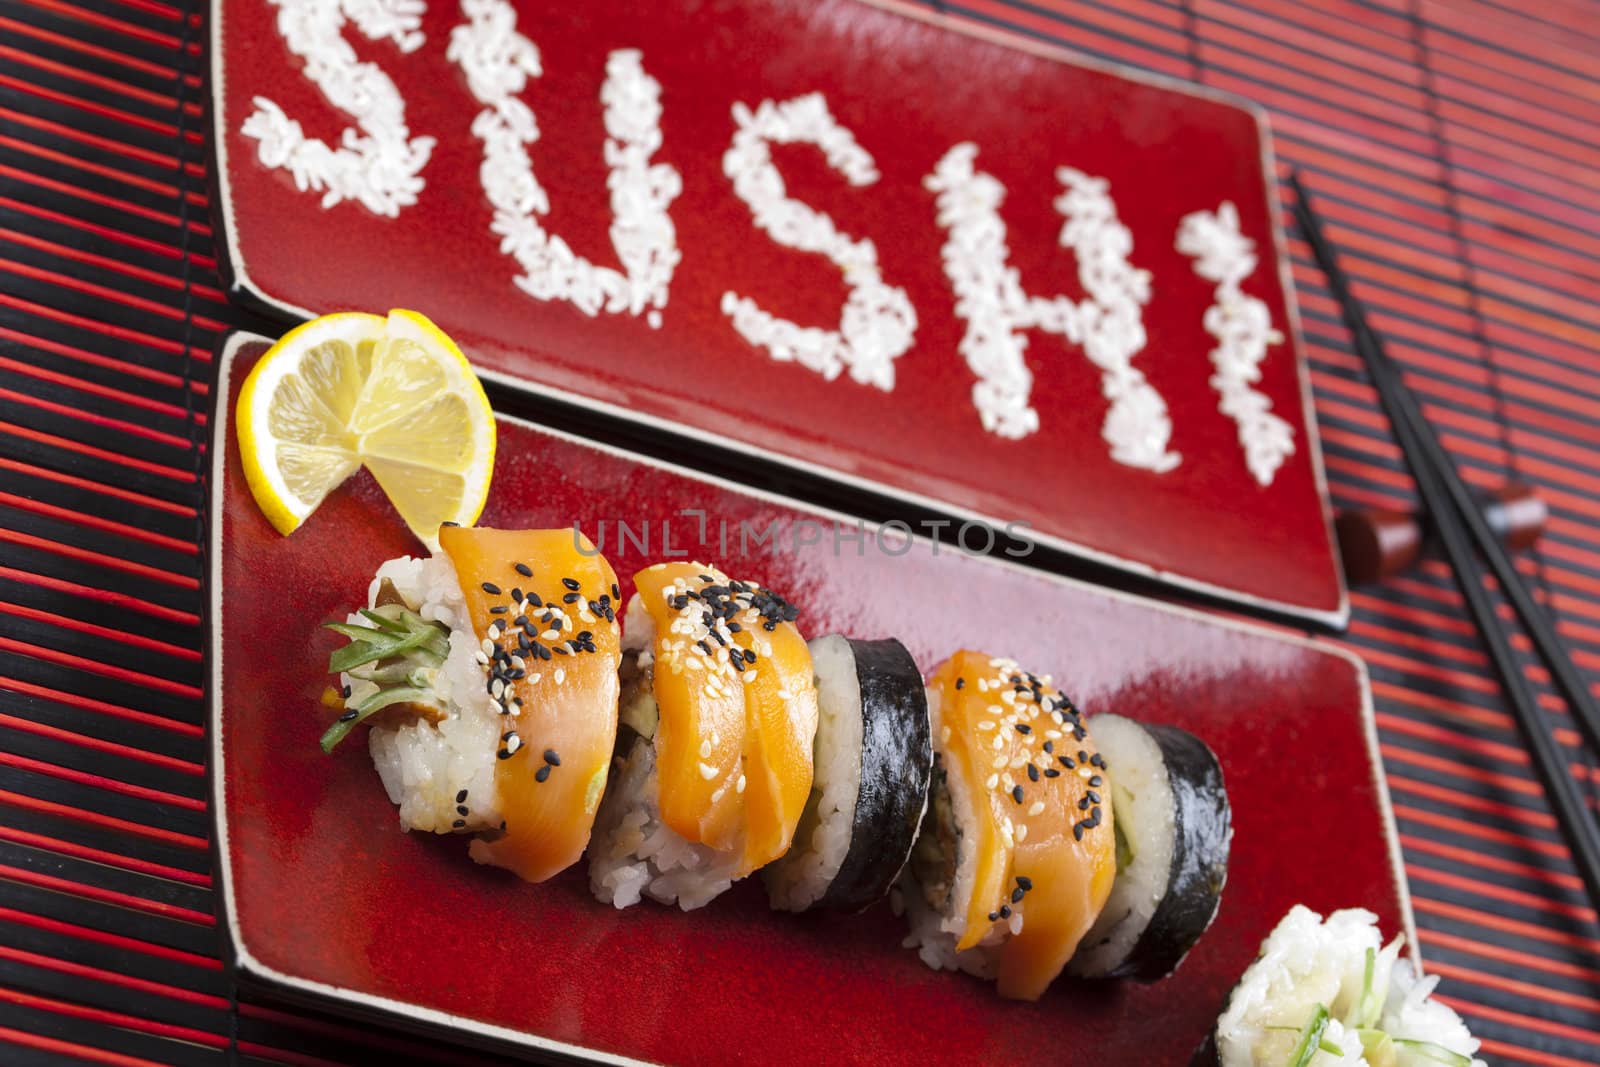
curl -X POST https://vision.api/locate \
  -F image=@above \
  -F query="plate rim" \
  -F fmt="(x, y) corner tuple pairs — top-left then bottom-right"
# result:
(205, 0), (1350, 629)
(206, 330), (1407, 1062)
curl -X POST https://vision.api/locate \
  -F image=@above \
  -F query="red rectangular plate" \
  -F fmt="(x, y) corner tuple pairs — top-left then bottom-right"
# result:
(209, 0), (1346, 625)
(211, 333), (1405, 1064)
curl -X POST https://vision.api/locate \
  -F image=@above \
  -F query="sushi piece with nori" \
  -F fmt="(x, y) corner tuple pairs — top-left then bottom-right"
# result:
(1069, 713), (1231, 980)
(765, 635), (933, 912)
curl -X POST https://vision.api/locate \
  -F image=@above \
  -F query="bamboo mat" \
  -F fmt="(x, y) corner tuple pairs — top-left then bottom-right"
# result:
(1, 0), (1598, 1062)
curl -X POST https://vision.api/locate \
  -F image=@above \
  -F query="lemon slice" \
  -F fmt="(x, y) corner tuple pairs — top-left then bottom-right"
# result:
(236, 309), (496, 550)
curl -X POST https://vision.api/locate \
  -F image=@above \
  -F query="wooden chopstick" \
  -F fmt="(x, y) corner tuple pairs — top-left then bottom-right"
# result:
(1290, 172), (1600, 914)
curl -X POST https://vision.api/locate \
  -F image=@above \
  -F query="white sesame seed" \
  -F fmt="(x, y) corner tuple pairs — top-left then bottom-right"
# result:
(490, 679), (504, 698)
(506, 734), (521, 753)
(978, 721), (997, 731)
(985, 774), (999, 789)
(1000, 822), (1015, 847)
(991, 735), (1005, 751)
(991, 754), (1007, 769)
(1014, 823), (1029, 842)
(530, 673), (541, 684)
(1077, 765), (1093, 779)
(940, 726), (951, 744)
(1027, 801), (1045, 817)
(1002, 773), (1016, 790)
(541, 629), (559, 641)
(480, 638), (494, 656)
(1045, 730), (1062, 740)
(554, 668), (565, 684)
(474, 651), (489, 666)
(736, 774), (746, 794)
(698, 762), (718, 780)
(699, 739), (713, 759)
(742, 670), (756, 684)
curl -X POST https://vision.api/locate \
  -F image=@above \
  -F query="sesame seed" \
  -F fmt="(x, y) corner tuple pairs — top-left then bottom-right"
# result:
(1089, 775), (1103, 787)
(698, 762), (718, 780)
(1011, 888), (1024, 903)
(554, 668), (565, 684)
(1014, 823), (1029, 842)
(514, 563), (533, 577)
(736, 774), (746, 794)
(456, 789), (468, 803)
(535, 764), (551, 783)
(544, 749), (560, 766)
(481, 582), (502, 595)
(999, 905), (1011, 919)
(562, 577), (581, 591)
(456, 804), (469, 816)
(1015, 876), (1032, 890)
(1027, 801), (1045, 817)
(1015, 723), (1031, 735)
(452, 818), (466, 829)
(988, 911), (1000, 922)
(1043, 768), (1060, 778)
(1011, 785), (1025, 804)
(1072, 823), (1085, 841)
(985, 774), (999, 789)
(955, 677), (966, 690)
(337, 709), (358, 722)
(1027, 764), (1039, 781)
(699, 739), (713, 758)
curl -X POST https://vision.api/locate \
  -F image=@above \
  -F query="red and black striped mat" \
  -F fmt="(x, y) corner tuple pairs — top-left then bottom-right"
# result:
(1, 0), (1598, 1063)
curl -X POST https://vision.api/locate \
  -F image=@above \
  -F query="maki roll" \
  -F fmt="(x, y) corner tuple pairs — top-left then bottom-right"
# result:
(1208, 906), (1484, 1066)
(588, 563), (820, 910)
(765, 635), (933, 913)
(1070, 714), (1231, 980)
(320, 526), (622, 883)
(901, 651), (1116, 1001)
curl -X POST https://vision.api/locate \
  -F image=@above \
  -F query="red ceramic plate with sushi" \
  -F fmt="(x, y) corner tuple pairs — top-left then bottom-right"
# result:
(209, 0), (1347, 627)
(210, 334), (1406, 1064)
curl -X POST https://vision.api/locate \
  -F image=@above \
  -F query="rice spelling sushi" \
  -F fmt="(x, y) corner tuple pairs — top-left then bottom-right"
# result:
(1069, 713), (1231, 981)
(901, 651), (1116, 1000)
(1206, 906), (1484, 1067)
(765, 635), (932, 912)
(319, 525), (622, 882)
(588, 563), (820, 910)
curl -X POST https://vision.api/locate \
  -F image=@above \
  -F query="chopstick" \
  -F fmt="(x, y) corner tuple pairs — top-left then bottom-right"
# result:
(1290, 172), (1600, 914)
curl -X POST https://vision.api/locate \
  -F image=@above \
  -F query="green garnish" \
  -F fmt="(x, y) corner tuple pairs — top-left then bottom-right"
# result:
(1358, 945), (1383, 1028)
(321, 605), (450, 753)
(1285, 1004), (1331, 1067)
(1393, 1039), (1471, 1066)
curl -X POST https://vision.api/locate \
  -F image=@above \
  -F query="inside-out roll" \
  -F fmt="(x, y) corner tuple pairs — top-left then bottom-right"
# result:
(320, 526), (622, 883)
(588, 563), (819, 910)
(901, 650), (1116, 1001)
(765, 635), (932, 913)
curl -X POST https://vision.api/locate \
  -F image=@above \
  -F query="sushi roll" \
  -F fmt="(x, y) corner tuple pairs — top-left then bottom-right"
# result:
(1069, 714), (1231, 980)
(319, 526), (622, 883)
(901, 651), (1116, 1001)
(588, 563), (820, 910)
(1207, 906), (1484, 1067)
(765, 635), (933, 913)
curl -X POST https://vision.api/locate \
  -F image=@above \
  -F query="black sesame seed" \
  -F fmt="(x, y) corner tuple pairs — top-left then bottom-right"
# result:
(1078, 750), (1089, 762)
(490, 605), (509, 614)
(1015, 876), (1032, 890)
(999, 905), (1012, 918)
(1072, 823), (1085, 841)
(340, 684), (352, 699)
(510, 587), (523, 603)
(1086, 791), (1101, 803)
(611, 583), (620, 600)
(514, 562), (533, 577)
(562, 577), (581, 591)
(1026, 764), (1040, 782)
(544, 750), (560, 766)
(528, 592), (542, 608)
(535, 764), (552, 783)
(988, 911), (1000, 922)
(456, 789), (468, 803)
(1043, 768), (1060, 778)
(338, 709), (359, 722)
(1015, 723), (1031, 735)
(481, 582), (502, 595)
(497, 750), (512, 760)
(955, 677), (966, 690)
(1058, 756), (1075, 769)
(1042, 740), (1053, 754)
(441, 520), (460, 528)
(456, 804), (469, 816)
(452, 818), (466, 829)
(1011, 888), (1024, 904)
(1090, 754), (1107, 769)
(1079, 796), (1092, 810)
(1089, 775), (1103, 787)
(1011, 785), (1025, 804)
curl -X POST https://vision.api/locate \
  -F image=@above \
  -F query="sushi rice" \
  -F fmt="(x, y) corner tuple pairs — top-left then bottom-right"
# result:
(351, 554), (505, 844)
(1215, 906), (1484, 1067)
